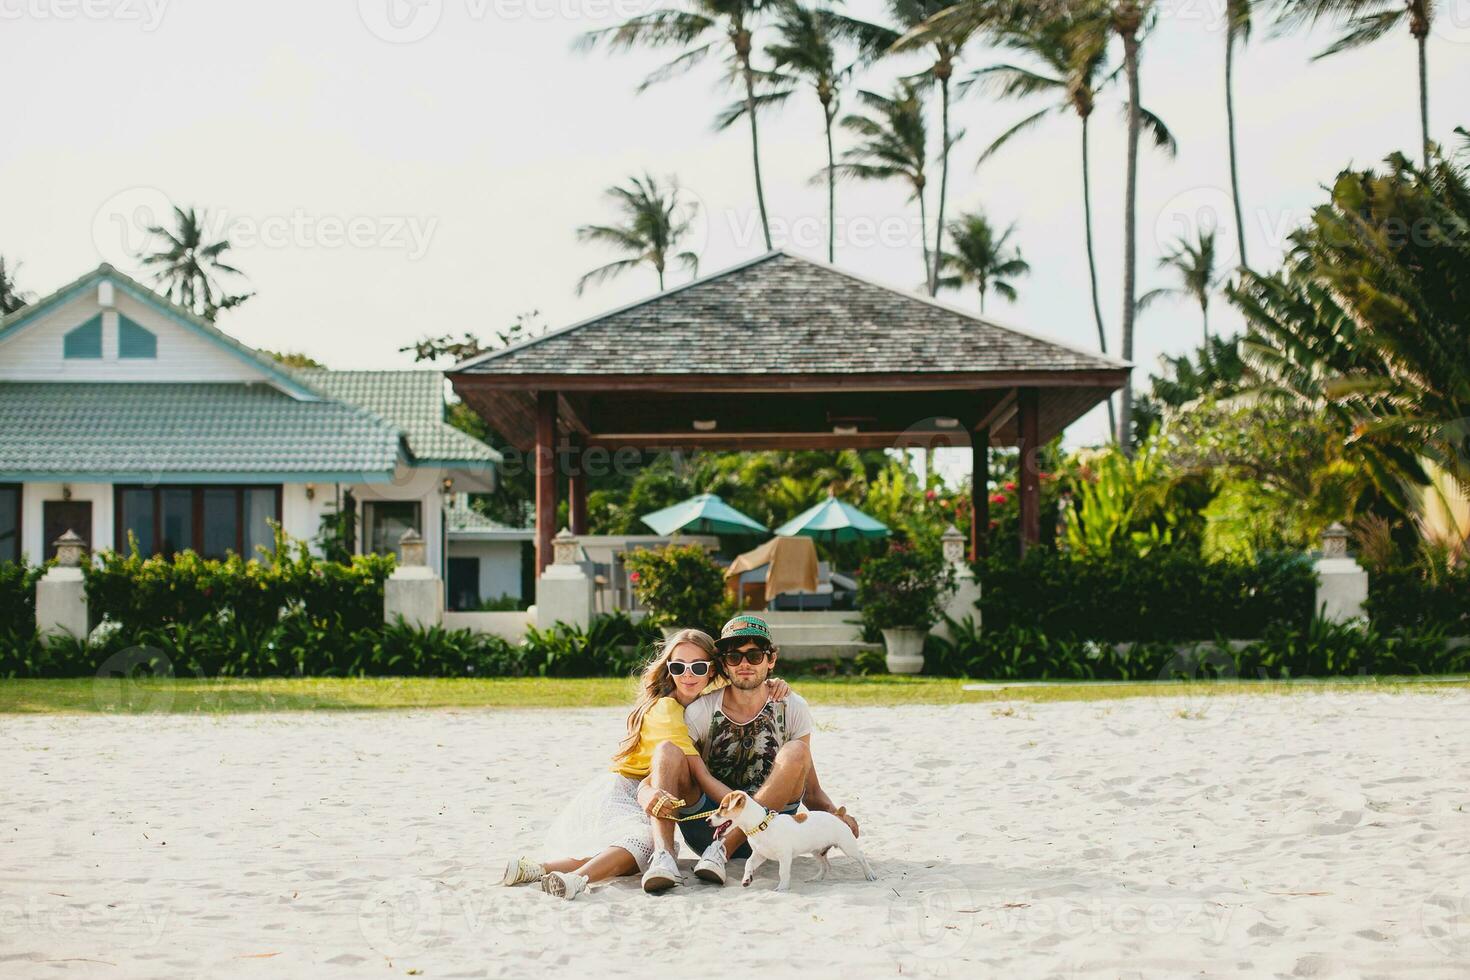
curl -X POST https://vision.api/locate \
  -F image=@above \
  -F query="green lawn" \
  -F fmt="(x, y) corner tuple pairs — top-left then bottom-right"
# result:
(1, 674), (1466, 714)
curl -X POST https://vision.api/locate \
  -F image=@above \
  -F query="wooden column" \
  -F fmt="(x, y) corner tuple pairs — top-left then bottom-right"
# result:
(567, 435), (589, 536)
(971, 426), (989, 561)
(1017, 386), (1040, 555)
(534, 390), (558, 575)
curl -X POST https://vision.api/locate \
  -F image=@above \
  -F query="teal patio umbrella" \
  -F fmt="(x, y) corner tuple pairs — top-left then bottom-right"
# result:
(773, 494), (890, 545)
(640, 493), (768, 536)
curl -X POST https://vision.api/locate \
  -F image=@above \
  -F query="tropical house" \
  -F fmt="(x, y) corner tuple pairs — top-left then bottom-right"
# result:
(0, 263), (530, 607)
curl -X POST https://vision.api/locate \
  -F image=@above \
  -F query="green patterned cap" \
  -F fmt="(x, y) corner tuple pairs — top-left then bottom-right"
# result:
(717, 614), (773, 648)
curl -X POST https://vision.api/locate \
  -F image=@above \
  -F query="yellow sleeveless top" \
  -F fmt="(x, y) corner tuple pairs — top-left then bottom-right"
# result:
(610, 695), (700, 779)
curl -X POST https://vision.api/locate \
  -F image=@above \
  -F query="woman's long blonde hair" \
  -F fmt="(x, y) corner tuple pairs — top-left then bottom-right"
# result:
(611, 628), (719, 766)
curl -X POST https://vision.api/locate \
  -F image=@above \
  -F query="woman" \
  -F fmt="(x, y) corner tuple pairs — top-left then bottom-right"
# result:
(500, 627), (789, 900)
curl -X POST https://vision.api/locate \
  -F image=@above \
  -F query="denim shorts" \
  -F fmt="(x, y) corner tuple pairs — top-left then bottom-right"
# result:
(677, 793), (802, 859)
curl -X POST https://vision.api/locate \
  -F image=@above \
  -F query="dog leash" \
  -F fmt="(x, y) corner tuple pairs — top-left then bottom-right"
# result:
(654, 795), (777, 835)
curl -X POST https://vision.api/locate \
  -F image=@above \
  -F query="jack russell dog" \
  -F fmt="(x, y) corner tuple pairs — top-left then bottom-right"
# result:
(708, 790), (877, 892)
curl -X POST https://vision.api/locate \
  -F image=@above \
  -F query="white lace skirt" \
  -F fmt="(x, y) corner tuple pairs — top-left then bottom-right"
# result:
(542, 772), (655, 872)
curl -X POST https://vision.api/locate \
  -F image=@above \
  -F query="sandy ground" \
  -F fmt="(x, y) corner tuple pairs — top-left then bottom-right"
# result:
(2, 691), (1469, 978)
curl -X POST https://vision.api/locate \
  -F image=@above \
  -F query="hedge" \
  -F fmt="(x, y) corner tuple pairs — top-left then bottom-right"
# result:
(1, 611), (659, 680)
(84, 540), (393, 635)
(0, 561), (42, 642)
(974, 547), (1317, 643)
(926, 617), (1466, 680)
(1366, 565), (1470, 634)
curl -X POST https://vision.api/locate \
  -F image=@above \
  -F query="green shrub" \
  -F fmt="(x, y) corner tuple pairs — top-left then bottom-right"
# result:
(925, 616), (1464, 680)
(858, 541), (955, 632)
(521, 612), (654, 677)
(974, 546), (1316, 643)
(1366, 564), (1470, 634)
(85, 536), (393, 636)
(0, 610), (656, 680)
(0, 560), (43, 639)
(624, 543), (729, 634)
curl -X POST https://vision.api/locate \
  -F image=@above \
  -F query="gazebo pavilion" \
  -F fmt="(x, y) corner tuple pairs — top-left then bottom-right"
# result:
(449, 251), (1129, 577)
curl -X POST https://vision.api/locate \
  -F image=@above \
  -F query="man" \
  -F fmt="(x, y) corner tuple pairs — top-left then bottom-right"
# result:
(639, 613), (860, 892)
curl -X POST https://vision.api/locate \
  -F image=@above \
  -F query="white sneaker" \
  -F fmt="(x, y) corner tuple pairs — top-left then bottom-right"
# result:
(540, 871), (588, 900)
(499, 856), (545, 887)
(693, 840), (727, 885)
(641, 849), (682, 893)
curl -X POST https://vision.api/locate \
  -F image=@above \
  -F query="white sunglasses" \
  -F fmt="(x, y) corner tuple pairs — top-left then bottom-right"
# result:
(667, 660), (713, 677)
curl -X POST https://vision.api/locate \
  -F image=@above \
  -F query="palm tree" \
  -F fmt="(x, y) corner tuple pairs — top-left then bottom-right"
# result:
(937, 211), (1030, 312)
(1138, 228), (1224, 344)
(841, 0), (1011, 295)
(1231, 151), (1470, 503)
(762, 1), (853, 262)
(1275, 0), (1438, 166)
(582, 0), (776, 250)
(575, 173), (700, 294)
(1224, 0), (1254, 269)
(0, 256), (31, 315)
(1111, 0), (1157, 451)
(964, 4), (1175, 438)
(825, 82), (932, 284)
(139, 206), (252, 320)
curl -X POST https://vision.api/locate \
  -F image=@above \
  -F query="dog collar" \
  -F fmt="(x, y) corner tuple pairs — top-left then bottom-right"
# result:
(746, 811), (777, 836)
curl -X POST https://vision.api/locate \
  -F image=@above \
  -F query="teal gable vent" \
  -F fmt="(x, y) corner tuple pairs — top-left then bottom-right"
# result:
(63, 316), (103, 359)
(119, 316), (157, 359)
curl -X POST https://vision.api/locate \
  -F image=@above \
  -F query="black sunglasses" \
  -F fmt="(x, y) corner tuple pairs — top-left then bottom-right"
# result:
(667, 660), (713, 677)
(720, 648), (771, 666)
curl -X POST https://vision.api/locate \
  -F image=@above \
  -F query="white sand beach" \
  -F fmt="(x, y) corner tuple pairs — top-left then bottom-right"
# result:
(3, 691), (1469, 978)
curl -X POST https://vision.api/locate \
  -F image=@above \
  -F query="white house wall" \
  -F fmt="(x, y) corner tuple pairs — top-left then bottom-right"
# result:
(286, 478), (447, 573)
(0, 287), (274, 384)
(16, 480), (447, 573)
(445, 539), (525, 602)
(18, 482), (114, 563)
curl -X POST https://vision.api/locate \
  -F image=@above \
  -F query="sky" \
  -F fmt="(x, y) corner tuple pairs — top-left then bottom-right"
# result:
(2, 0), (1467, 468)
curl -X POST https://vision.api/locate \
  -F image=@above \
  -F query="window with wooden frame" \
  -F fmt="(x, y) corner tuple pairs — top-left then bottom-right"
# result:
(0, 484), (20, 564)
(114, 485), (281, 560)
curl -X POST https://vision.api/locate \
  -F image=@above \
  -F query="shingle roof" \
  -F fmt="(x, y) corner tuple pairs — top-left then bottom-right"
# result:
(444, 498), (533, 537)
(0, 382), (403, 480)
(456, 251), (1128, 377)
(293, 369), (500, 464)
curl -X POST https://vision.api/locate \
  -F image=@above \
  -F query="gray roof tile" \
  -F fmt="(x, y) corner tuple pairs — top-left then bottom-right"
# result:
(458, 251), (1127, 377)
(0, 382), (402, 478)
(294, 369), (499, 464)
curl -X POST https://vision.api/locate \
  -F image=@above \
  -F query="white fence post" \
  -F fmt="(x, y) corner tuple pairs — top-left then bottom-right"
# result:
(931, 523), (982, 643)
(36, 530), (89, 642)
(384, 529), (443, 629)
(534, 528), (594, 631)
(1314, 522), (1368, 624)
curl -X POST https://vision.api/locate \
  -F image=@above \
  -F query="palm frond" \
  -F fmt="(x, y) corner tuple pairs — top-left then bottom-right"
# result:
(1137, 104), (1179, 158)
(977, 107), (1056, 167)
(638, 42), (717, 91)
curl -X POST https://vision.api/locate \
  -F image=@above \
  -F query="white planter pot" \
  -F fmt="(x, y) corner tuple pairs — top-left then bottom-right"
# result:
(881, 627), (927, 675)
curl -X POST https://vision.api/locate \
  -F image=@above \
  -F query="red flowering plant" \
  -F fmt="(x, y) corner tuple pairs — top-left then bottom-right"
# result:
(622, 542), (728, 634)
(857, 539), (955, 632)
(979, 446), (1067, 551)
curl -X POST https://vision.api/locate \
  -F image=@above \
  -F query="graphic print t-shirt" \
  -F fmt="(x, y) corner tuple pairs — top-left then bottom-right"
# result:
(683, 690), (814, 794)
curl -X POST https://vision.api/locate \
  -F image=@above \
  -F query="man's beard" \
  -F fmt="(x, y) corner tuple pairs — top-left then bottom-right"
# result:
(729, 673), (767, 691)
